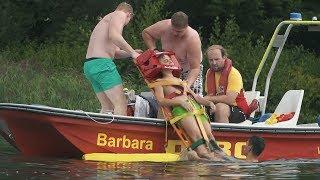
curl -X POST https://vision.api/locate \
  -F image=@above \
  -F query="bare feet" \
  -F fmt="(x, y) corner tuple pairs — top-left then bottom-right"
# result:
(195, 145), (220, 161)
(186, 150), (202, 160)
(199, 152), (224, 161)
(179, 149), (202, 161)
(213, 150), (240, 162)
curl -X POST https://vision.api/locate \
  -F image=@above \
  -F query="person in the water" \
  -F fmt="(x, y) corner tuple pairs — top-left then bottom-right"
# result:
(243, 135), (266, 162)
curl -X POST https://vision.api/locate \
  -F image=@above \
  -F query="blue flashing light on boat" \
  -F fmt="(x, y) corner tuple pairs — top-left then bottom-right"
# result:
(290, 12), (302, 21)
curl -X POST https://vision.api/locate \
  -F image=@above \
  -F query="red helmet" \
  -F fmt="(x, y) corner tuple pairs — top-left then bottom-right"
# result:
(135, 49), (181, 81)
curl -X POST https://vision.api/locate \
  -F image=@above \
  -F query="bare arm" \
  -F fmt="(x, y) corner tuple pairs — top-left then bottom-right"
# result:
(142, 20), (167, 50)
(109, 12), (138, 58)
(114, 47), (131, 59)
(185, 35), (202, 87)
(204, 91), (238, 105)
(188, 87), (215, 108)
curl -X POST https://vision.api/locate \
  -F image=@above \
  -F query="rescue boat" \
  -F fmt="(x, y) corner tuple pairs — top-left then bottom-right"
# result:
(1, 18), (320, 161)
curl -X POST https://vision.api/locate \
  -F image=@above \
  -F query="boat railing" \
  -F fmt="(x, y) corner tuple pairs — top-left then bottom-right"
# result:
(250, 19), (320, 115)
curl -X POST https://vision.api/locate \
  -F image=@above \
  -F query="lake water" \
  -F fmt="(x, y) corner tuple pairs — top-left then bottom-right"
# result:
(1, 137), (319, 179)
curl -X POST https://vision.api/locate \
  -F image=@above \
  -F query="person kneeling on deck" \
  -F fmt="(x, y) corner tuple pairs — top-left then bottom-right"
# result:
(136, 50), (224, 160)
(204, 45), (256, 123)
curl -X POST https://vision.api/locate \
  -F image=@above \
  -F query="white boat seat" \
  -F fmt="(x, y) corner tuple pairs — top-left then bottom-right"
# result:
(253, 90), (304, 128)
(272, 90), (304, 127)
(254, 90), (304, 127)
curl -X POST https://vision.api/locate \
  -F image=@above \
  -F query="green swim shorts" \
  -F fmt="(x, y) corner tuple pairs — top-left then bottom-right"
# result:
(171, 99), (209, 123)
(83, 57), (122, 93)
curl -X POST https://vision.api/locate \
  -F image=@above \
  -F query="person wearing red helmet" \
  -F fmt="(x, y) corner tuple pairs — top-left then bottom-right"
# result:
(136, 51), (226, 160)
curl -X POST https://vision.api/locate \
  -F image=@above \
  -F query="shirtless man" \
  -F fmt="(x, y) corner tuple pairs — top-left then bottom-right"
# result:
(142, 11), (203, 95)
(84, 2), (140, 115)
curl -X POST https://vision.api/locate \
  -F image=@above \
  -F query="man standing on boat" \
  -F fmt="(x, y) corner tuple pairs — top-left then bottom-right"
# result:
(142, 11), (203, 95)
(204, 45), (246, 123)
(84, 2), (140, 115)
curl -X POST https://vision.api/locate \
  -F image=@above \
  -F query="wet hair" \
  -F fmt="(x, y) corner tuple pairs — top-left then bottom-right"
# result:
(249, 136), (265, 156)
(171, 11), (188, 29)
(206, 45), (227, 57)
(116, 2), (133, 14)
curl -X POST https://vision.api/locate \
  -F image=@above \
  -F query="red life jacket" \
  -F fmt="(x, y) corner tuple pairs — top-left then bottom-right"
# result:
(236, 89), (259, 118)
(206, 58), (232, 96)
(205, 59), (258, 118)
(276, 112), (295, 122)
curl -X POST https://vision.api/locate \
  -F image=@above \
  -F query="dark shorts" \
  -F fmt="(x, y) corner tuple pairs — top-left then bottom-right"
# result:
(229, 105), (246, 123)
(207, 105), (246, 123)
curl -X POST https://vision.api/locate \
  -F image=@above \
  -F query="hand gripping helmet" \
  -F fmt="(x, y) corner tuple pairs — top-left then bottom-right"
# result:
(135, 49), (181, 81)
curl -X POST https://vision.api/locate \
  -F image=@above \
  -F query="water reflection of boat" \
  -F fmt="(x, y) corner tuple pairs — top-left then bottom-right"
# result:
(1, 20), (320, 161)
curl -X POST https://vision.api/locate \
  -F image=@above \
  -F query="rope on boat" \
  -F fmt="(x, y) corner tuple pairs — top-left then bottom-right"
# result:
(165, 119), (168, 148)
(78, 110), (115, 125)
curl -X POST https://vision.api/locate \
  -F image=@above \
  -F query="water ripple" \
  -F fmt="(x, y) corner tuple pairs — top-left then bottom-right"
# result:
(1, 138), (320, 179)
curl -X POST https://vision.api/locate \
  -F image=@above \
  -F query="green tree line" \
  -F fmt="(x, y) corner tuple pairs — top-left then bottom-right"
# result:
(0, 0), (319, 123)
(1, 0), (320, 48)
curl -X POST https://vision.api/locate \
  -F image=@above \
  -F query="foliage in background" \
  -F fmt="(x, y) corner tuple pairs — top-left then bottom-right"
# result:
(2, 0), (320, 48)
(0, 59), (99, 112)
(0, 0), (319, 123)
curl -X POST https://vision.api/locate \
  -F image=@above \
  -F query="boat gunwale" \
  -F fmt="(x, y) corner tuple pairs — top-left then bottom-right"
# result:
(1, 103), (320, 134)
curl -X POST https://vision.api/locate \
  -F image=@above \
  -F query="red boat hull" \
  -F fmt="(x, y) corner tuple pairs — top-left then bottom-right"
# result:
(3, 111), (83, 158)
(1, 104), (320, 161)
